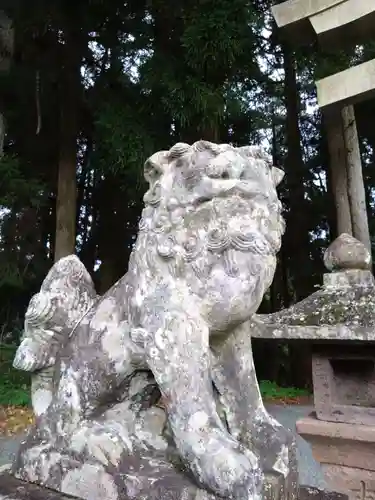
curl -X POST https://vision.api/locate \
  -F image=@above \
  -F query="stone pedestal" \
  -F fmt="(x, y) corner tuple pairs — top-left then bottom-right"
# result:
(297, 413), (375, 499)
(0, 472), (348, 500)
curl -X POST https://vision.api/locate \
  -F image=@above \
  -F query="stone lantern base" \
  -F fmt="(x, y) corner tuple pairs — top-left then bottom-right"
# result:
(297, 413), (375, 500)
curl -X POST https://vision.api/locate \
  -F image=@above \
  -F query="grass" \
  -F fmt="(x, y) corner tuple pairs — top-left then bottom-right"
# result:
(259, 380), (310, 401)
(0, 344), (31, 407)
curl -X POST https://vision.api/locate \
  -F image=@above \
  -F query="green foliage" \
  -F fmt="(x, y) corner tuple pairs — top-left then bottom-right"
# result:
(181, 0), (256, 74)
(93, 95), (155, 180)
(0, 382), (30, 407)
(259, 380), (310, 400)
(0, 344), (31, 406)
(0, 155), (44, 209)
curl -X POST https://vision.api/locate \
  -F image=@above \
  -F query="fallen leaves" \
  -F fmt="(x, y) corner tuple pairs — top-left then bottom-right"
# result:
(263, 395), (313, 406)
(0, 406), (34, 436)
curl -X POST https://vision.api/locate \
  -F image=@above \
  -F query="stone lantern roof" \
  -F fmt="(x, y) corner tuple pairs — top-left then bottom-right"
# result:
(251, 234), (375, 340)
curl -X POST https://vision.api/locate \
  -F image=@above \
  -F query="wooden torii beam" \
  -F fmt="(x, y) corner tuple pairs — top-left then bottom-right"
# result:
(272, 0), (375, 48)
(316, 59), (375, 111)
(271, 0), (375, 253)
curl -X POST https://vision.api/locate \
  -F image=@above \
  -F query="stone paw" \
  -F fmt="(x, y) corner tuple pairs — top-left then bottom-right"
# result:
(212, 447), (263, 499)
(70, 422), (132, 467)
(188, 431), (263, 499)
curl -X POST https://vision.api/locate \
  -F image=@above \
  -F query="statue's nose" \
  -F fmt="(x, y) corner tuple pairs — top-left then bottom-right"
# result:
(229, 158), (246, 179)
(206, 152), (245, 180)
(214, 152), (245, 180)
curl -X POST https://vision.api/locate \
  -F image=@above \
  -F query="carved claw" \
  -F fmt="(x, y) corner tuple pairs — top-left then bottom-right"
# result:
(70, 422), (132, 467)
(184, 428), (263, 499)
(86, 434), (124, 467)
(214, 450), (262, 500)
(205, 445), (263, 500)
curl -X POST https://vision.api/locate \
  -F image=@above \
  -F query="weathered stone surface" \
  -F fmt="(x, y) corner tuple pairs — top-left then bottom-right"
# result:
(12, 255), (98, 417)
(249, 235), (375, 341)
(323, 233), (371, 272)
(256, 277), (375, 328)
(299, 485), (348, 500)
(297, 414), (375, 499)
(0, 472), (348, 500)
(9, 141), (295, 500)
(312, 344), (375, 425)
(0, 472), (77, 499)
(322, 464), (375, 500)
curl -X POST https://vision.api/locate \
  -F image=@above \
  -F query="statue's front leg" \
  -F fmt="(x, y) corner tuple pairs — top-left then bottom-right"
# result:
(143, 307), (263, 500)
(211, 322), (298, 499)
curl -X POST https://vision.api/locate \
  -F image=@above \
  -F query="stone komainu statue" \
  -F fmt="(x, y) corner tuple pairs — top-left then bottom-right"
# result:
(11, 141), (297, 500)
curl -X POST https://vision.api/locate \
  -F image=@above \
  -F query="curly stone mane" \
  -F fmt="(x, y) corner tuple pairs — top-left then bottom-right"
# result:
(13, 255), (97, 372)
(11, 141), (295, 500)
(129, 140), (285, 285)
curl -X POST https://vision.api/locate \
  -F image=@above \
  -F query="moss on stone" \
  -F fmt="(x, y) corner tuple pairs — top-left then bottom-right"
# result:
(265, 286), (375, 327)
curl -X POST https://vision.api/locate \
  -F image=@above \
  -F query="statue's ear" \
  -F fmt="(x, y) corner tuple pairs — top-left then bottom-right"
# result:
(144, 151), (168, 186)
(271, 167), (284, 187)
(40, 256), (97, 311)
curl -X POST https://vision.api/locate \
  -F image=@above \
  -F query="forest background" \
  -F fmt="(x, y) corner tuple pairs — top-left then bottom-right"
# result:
(1, 0), (375, 405)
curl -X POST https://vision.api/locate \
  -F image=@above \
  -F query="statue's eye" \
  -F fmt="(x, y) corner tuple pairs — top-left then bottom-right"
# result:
(221, 171), (229, 179)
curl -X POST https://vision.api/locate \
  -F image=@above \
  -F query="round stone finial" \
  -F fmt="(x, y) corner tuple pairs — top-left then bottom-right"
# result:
(324, 233), (372, 271)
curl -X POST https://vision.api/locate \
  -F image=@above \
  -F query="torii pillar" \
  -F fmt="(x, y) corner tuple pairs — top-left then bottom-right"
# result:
(272, 0), (375, 254)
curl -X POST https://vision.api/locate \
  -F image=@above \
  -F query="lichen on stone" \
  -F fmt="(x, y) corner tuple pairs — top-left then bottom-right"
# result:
(264, 283), (375, 327)
(10, 141), (297, 500)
